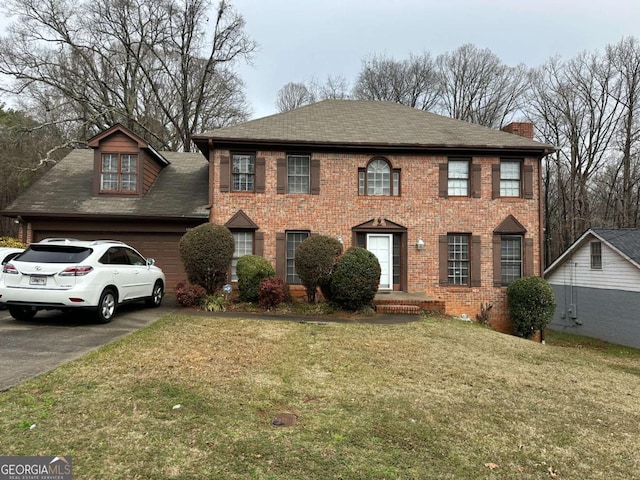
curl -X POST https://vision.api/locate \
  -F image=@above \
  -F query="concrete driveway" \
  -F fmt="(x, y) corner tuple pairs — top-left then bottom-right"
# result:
(0, 299), (178, 391)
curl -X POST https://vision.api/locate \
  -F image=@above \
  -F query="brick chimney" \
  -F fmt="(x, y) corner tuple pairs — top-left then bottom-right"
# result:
(501, 122), (534, 140)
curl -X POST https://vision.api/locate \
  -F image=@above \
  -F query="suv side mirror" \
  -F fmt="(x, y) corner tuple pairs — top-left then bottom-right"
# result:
(146, 258), (156, 267)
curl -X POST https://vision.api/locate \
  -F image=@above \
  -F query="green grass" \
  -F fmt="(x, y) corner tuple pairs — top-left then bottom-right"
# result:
(1, 315), (639, 479)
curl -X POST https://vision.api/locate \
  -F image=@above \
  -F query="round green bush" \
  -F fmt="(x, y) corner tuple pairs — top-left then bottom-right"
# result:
(329, 246), (381, 311)
(507, 276), (556, 339)
(295, 235), (343, 303)
(236, 255), (275, 302)
(178, 223), (234, 294)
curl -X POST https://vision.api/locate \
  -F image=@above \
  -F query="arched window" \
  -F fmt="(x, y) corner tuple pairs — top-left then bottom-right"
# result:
(358, 158), (400, 196)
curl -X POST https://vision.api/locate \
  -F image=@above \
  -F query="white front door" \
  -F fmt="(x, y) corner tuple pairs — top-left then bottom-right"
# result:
(367, 234), (393, 290)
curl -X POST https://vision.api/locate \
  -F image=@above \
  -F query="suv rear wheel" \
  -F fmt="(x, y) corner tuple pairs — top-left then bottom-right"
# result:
(8, 306), (37, 321)
(96, 288), (116, 324)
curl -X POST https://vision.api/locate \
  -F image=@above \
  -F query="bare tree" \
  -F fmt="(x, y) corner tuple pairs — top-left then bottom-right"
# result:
(316, 75), (350, 100)
(607, 37), (640, 227)
(0, 0), (256, 151)
(275, 82), (316, 112)
(352, 53), (440, 110)
(435, 44), (529, 128)
(0, 106), (66, 235)
(527, 53), (621, 259)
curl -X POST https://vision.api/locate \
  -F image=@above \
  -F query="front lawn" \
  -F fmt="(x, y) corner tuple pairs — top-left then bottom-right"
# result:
(1, 314), (638, 479)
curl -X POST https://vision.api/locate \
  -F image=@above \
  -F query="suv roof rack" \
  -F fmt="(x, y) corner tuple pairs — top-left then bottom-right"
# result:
(39, 238), (81, 243)
(89, 240), (127, 245)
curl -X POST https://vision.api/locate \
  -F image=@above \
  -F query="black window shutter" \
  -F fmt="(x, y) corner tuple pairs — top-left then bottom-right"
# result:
(471, 164), (482, 198)
(255, 157), (265, 193)
(439, 163), (448, 198)
(524, 238), (534, 276)
(523, 165), (533, 199)
(310, 158), (320, 195)
(470, 235), (481, 286)
(492, 235), (502, 286)
(220, 156), (230, 192)
(277, 158), (286, 194)
(439, 235), (449, 286)
(492, 164), (500, 199)
(275, 233), (286, 279)
(254, 232), (264, 257)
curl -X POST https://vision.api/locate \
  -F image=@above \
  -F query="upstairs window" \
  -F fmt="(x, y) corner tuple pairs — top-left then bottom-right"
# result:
(359, 158), (400, 196)
(232, 154), (255, 192)
(590, 241), (602, 269)
(448, 160), (469, 196)
(500, 160), (521, 197)
(101, 153), (137, 193)
(287, 155), (310, 194)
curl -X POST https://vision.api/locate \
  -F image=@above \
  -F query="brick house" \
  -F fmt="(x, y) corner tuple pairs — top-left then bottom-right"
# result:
(192, 100), (553, 332)
(2, 100), (552, 332)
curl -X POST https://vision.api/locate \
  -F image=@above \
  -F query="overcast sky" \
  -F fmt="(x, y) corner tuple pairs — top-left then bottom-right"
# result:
(232, 0), (640, 119)
(1, 0), (639, 120)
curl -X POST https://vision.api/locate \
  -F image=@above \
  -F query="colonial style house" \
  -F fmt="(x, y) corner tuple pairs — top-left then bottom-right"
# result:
(2, 100), (553, 332)
(545, 228), (640, 349)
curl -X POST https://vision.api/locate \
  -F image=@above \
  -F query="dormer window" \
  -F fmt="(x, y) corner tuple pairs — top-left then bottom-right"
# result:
(101, 153), (138, 193)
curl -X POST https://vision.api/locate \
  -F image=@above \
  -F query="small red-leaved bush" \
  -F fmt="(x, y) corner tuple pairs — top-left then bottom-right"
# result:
(174, 282), (207, 307)
(258, 277), (288, 310)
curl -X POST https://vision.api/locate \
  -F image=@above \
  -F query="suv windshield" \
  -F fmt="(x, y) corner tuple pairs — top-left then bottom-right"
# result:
(17, 245), (93, 263)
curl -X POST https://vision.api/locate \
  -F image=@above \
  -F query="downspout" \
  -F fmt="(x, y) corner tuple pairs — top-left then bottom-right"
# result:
(538, 153), (546, 344)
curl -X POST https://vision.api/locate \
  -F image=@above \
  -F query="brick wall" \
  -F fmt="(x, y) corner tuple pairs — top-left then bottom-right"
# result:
(210, 150), (541, 333)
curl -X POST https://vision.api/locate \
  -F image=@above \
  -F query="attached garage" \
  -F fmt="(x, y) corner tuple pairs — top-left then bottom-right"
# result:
(26, 219), (203, 291)
(1, 125), (210, 291)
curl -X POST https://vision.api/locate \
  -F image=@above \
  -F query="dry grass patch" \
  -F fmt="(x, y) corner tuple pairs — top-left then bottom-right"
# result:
(1, 314), (639, 479)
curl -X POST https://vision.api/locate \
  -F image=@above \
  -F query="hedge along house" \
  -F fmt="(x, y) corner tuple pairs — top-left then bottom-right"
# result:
(1, 124), (210, 290)
(192, 100), (554, 332)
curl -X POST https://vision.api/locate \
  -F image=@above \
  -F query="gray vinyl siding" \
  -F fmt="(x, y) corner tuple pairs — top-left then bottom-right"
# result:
(546, 241), (640, 292)
(549, 285), (640, 349)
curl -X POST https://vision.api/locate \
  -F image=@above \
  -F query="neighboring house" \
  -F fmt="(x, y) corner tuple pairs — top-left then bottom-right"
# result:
(191, 100), (553, 332)
(545, 228), (640, 349)
(1, 124), (209, 289)
(2, 100), (553, 331)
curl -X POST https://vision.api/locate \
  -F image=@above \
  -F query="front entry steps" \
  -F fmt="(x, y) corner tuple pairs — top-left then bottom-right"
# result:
(373, 292), (445, 316)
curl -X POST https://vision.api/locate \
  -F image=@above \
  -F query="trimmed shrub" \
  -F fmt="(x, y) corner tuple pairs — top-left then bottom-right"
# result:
(174, 282), (207, 307)
(295, 235), (343, 303)
(178, 223), (234, 294)
(0, 237), (27, 248)
(507, 276), (556, 339)
(236, 255), (275, 302)
(259, 277), (288, 310)
(328, 247), (381, 311)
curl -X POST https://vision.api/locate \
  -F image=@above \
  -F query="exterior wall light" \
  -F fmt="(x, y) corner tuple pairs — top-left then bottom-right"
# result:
(416, 237), (424, 250)
(338, 235), (344, 245)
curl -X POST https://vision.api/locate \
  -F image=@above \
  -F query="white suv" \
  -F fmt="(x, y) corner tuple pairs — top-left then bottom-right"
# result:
(0, 239), (165, 323)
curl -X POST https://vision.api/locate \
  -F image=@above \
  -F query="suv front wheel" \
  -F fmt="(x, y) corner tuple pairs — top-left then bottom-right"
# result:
(146, 281), (164, 308)
(96, 288), (117, 324)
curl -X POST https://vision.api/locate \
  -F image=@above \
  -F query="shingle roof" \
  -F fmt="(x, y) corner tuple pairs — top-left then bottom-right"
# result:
(2, 150), (209, 219)
(591, 228), (640, 265)
(196, 99), (553, 152)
